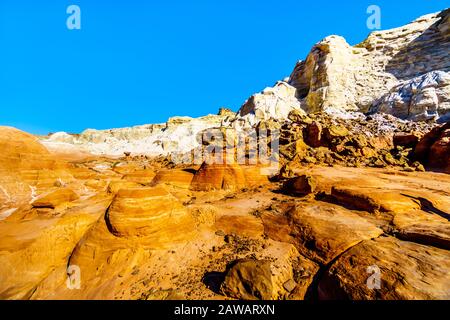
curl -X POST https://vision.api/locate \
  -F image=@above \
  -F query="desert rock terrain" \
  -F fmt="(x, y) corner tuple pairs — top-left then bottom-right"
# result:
(0, 9), (449, 300)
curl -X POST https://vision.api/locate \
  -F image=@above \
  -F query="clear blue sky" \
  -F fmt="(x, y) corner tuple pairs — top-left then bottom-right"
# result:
(0, 0), (447, 134)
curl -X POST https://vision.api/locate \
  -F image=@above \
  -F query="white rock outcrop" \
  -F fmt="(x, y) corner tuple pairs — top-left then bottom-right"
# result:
(42, 114), (233, 157)
(289, 9), (450, 120)
(235, 81), (304, 128)
(371, 71), (450, 122)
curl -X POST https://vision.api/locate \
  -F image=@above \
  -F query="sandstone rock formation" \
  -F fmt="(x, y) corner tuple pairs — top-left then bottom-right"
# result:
(236, 9), (449, 125)
(319, 237), (450, 300)
(190, 162), (269, 191)
(0, 126), (76, 211)
(31, 188), (79, 209)
(414, 121), (450, 173)
(151, 169), (195, 189)
(106, 186), (196, 241)
(371, 71), (450, 122)
(220, 259), (275, 300)
(282, 175), (316, 196)
(1, 9), (450, 302)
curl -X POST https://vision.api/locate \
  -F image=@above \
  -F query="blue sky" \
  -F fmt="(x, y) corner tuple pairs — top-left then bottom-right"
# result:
(0, 0), (447, 134)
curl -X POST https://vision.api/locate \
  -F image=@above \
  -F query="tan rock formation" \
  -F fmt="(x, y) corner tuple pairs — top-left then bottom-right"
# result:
(282, 175), (317, 196)
(319, 237), (450, 300)
(151, 169), (195, 189)
(283, 203), (384, 264)
(106, 186), (196, 241)
(31, 188), (79, 209)
(190, 162), (247, 191)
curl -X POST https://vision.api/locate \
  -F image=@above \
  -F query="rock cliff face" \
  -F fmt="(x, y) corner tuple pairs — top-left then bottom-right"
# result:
(42, 113), (234, 157)
(244, 9), (450, 123)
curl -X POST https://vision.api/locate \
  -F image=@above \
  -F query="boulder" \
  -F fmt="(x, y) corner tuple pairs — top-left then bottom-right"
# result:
(106, 186), (195, 241)
(305, 121), (322, 147)
(220, 259), (274, 300)
(281, 203), (383, 264)
(324, 124), (349, 140)
(429, 126), (450, 173)
(393, 133), (421, 148)
(318, 237), (450, 300)
(31, 188), (79, 209)
(282, 175), (317, 196)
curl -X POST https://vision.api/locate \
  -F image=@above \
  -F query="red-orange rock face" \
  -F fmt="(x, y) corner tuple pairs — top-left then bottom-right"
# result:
(415, 122), (450, 173)
(190, 162), (270, 191)
(190, 162), (248, 191)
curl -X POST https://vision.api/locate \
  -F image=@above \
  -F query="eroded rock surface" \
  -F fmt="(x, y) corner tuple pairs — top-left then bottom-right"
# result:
(319, 237), (450, 300)
(1, 9), (450, 301)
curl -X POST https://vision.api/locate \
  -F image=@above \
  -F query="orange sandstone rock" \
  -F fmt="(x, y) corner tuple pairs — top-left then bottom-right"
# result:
(106, 186), (196, 240)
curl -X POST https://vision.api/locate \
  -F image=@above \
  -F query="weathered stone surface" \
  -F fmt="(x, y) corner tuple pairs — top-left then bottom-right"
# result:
(288, 10), (450, 120)
(318, 237), (450, 300)
(215, 215), (264, 239)
(237, 81), (304, 127)
(282, 175), (317, 196)
(151, 169), (195, 189)
(106, 186), (196, 240)
(266, 203), (383, 265)
(414, 121), (450, 173)
(190, 162), (247, 191)
(31, 188), (79, 209)
(122, 169), (156, 184)
(42, 114), (231, 157)
(220, 244), (307, 301)
(1, 9), (450, 302)
(220, 259), (274, 300)
(393, 210), (450, 250)
(393, 133), (421, 148)
(0, 194), (112, 299)
(0, 127), (55, 170)
(372, 71), (450, 122)
(107, 180), (142, 194)
(305, 121), (322, 147)
(0, 127), (74, 209)
(330, 187), (420, 213)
